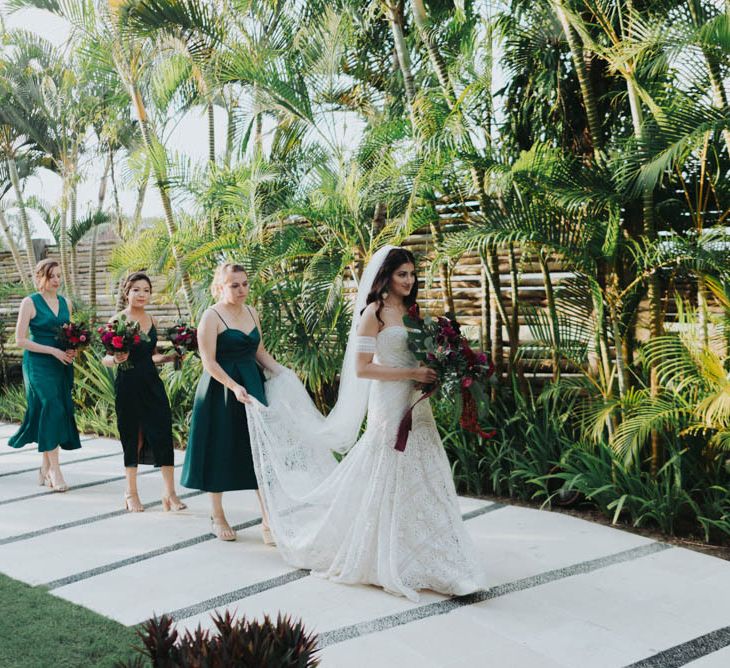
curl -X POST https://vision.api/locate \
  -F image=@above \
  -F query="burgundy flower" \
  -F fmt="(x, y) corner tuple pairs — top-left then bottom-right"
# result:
(407, 303), (420, 319)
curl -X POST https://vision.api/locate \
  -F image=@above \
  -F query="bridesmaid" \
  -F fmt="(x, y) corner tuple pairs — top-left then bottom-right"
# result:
(102, 272), (187, 513)
(9, 259), (80, 491)
(181, 262), (279, 542)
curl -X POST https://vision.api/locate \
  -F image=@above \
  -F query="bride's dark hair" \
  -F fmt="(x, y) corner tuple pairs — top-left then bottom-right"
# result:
(362, 248), (418, 326)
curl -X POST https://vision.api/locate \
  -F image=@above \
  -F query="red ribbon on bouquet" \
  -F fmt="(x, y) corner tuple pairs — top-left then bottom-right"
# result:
(394, 385), (438, 452)
(459, 386), (497, 440)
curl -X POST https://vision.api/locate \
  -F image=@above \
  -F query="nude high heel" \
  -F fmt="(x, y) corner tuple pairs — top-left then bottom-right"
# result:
(261, 525), (276, 546)
(161, 495), (188, 512)
(211, 516), (237, 541)
(45, 469), (68, 493)
(124, 491), (144, 512)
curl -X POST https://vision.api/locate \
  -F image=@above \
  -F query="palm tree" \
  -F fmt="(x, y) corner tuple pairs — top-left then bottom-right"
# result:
(0, 170), (31, 288)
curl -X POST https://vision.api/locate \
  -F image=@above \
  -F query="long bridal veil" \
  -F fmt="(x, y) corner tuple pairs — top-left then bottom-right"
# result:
(245, 246), (397, 563)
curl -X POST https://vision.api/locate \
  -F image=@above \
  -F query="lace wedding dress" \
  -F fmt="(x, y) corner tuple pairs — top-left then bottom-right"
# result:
(246, 323), (484, 602)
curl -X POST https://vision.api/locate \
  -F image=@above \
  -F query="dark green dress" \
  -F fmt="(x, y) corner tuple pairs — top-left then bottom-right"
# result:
(181, 309), (267, 493)
(9, 293), (81, 452)
(115, 324), (174, 468)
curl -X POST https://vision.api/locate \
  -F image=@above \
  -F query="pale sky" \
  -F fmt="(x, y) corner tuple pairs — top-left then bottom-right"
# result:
(2, 5), (234, 231)
(1, 3), (503, 242)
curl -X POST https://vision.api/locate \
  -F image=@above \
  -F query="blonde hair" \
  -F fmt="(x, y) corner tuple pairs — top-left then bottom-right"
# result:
(34, 259), (60, 290)
(211, 262), (247, 298)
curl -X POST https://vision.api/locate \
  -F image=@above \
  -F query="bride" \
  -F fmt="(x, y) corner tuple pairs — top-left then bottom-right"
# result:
(246, 246), (483, 602)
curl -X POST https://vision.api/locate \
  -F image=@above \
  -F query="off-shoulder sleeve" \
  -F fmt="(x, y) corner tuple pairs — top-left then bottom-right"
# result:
(355, 336), (377, 353)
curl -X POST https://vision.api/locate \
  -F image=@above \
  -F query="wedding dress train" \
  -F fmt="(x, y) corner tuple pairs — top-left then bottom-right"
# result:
(246, 325), (483, 602)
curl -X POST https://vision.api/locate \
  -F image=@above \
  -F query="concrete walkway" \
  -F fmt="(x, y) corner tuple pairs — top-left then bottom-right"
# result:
(1, 423), (729, 667)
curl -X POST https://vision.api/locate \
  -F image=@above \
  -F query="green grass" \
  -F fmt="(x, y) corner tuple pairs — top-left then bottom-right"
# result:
(0, 572), (143, 668)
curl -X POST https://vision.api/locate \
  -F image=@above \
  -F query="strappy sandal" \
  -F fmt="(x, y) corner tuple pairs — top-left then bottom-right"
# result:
(45, 469), (68, 493)
(161, 495), (188, 512)
(261, 525), (276, 546)
(124, 491), (145, 512)
(211, 516), (237, 541)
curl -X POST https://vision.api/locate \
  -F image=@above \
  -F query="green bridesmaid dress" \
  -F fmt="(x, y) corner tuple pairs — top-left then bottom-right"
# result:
(114, 324), (174, 468)
(9, 292), (81, 451)
(181, 308), (267, 493)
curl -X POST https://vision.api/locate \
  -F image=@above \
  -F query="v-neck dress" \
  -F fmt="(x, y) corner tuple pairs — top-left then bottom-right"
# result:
(181, 310), (267, 492)
(9, 292), (81, 452)
(114, 324), (174, 467)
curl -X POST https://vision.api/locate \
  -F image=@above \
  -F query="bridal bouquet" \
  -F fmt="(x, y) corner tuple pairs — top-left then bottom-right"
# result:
(57, 321), (92, 350)
(396, 304), (496, 451)
(98, 316), (147, 370)
(166, 320), (198, 369)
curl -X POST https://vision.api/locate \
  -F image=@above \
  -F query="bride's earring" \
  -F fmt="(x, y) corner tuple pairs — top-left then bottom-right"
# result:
(381, 290), (389, 300)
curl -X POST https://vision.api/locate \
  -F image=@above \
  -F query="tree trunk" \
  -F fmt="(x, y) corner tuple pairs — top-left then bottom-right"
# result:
(207, 101), (216, 165)
(109, 150), (122, 236)
(90, 153), (112, 315)
(132, 85), (194, 312)
(0, 208), (30, 289)
(539, 251), (561, 381)
(225, 97), (236, 168)
(480, 263), (491, 354)
(386, 4), (417, 113)
(481, 249), (508, 377)
(410, 0), (454, 108)
(507, 243), (521, 374)
(552, 2), (603, 154)
(687, 0), (730, 157)
(69, 177), (78, 294)
(59, 175), (72, 293)
(6, 157), (36, 278)
(627, 78), (662, 473)
(133, 163), (149, 230)
(372, 201), (387, 239)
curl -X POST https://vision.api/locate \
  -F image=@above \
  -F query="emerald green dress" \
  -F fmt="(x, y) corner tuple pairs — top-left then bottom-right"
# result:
(181, 308), (267, 493)
(9, 292), (81, 452)
(114, 324), (174, 468)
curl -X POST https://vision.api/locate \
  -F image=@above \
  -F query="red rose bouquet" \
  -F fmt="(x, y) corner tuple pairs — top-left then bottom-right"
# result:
(57, 321), (92, 350)
(395, 304), (496, 451)
(98, 315), (147, 370)
(166, 320), (198, 369)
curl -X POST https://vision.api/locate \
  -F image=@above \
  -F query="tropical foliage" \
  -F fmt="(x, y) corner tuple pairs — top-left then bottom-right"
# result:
(0, 0), (728, 544)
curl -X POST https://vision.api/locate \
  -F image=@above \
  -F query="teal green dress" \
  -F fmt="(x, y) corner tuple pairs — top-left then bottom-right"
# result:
(114, 325), (174, 468)
(9, 293), (81, 452)
(181, 309), (267, 492)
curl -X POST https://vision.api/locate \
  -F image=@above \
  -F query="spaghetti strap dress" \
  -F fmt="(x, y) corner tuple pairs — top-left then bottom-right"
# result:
(181, 307), (267, 492)
(114, 324), (174, 467)
(9, 293), (81, 452)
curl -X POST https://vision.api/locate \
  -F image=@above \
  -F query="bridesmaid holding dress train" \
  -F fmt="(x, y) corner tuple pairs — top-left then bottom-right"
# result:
(9, 259), (80, 491)
(102, 272), (187, 513)
(181, 262), (280, 542)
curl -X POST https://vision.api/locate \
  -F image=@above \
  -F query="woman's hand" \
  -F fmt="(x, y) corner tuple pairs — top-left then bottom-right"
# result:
(66, 349), (78, 362)
(52, 348), (75, 365)
(114, 351), (130, 365)
(411, 366), (438, 384)
(232, 384), (250, 404)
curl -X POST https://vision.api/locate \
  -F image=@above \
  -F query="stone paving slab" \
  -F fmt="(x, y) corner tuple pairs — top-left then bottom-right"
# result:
(2, 429), (730, 667)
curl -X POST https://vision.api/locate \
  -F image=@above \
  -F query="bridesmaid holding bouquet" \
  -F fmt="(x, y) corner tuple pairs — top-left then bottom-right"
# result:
(9, 259), (80, 491)
(102, 272), (186, 513)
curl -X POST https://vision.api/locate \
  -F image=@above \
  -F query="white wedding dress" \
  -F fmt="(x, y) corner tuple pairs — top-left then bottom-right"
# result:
(246, 323), (484, 602)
